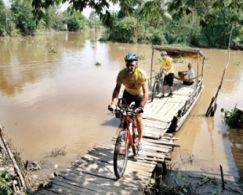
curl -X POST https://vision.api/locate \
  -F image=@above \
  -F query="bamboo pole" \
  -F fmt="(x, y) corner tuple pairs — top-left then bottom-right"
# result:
(205, 25), (233, 117)
(0, 125), (27, 192)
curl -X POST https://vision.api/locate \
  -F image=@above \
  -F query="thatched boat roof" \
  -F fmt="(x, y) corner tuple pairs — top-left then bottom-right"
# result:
(152, 45), (205, 59)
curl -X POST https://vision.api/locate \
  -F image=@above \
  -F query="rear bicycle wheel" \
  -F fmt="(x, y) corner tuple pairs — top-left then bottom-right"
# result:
(113, 130), (129, 179)
(151, 81), (160, 101)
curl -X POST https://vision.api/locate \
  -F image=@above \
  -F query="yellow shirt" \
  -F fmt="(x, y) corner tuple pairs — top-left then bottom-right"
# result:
(117, 68), (147, 96)
(161, 56), (174, 74)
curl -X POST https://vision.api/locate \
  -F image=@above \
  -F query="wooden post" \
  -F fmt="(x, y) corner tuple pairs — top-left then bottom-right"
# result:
(220, 165), (225, 190)
(196, 52), (199, 84)
(0, 125), (27, 192)
(149, 47), (155, 89)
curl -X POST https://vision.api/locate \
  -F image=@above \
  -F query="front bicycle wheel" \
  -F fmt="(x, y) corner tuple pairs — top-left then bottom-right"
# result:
(113, 130), (129, 179)
(131, 130), (139, 156)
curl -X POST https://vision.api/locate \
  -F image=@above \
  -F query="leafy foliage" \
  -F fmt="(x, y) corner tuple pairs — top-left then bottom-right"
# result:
(64, 10), (86, 31)
(223, 107), (243, 128)
(0, 0), (14, 36)
(43, 6), (62, 30)
(0, 0), (6, 36)
(107, 16), (139, 43)
(149, 30), (167, 45)
(0, 171), (12, 195)
(11, 0), (37, 35)
(1, 0), (242, 48)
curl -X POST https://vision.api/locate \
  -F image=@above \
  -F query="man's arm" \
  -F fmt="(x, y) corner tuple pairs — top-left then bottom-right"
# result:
(140, 82), (148, 107)
(110, 83), (121, 108)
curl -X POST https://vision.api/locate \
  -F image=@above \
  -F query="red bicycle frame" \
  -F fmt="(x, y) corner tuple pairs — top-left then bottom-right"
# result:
(121, 113), (138, 147)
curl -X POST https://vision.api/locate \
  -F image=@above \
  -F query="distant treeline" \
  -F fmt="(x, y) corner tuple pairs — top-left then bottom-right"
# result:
(0, 0), (100, 36)
(100, 0), (243, 49)
(1, 0), (243, 50)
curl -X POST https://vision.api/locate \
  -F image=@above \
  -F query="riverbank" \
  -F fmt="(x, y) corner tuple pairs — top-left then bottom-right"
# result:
(0, 126), (55, 193)
(145, 158), (243, 195)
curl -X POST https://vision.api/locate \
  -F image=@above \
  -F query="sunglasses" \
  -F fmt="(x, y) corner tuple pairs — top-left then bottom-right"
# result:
(126, 64), (135, 68)
(126, 61), (136, 67)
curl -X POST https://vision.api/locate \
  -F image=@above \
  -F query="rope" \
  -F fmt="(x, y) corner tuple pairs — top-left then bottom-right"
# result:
(205, 25), (234, 117)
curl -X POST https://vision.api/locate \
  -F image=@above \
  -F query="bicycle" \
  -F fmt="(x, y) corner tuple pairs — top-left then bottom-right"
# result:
(108, 98), (143, 179)
(150, 71), (164, 102)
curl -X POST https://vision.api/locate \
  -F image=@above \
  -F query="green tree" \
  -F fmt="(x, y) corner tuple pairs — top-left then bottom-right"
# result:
(43, 6), (62, 30)
(11, 0), (37, 35)
(168, 0), (243, 48)
(107, 16), (139, 43)
(31, 0), (243, 48)
(64, 10), (86, 31)
(200, 8), (237, 48)
(138, 0), (167, 29)
(0, 0), (6, 36)
(0, 0), (16, 36)
(88, 11), (101, 29)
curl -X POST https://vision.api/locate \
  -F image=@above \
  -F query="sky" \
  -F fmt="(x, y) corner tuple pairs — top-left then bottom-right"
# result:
(3, 0), (10, 7)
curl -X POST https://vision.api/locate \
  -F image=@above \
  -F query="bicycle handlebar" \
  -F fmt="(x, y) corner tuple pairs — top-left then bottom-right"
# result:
(108, 98), (143, 118)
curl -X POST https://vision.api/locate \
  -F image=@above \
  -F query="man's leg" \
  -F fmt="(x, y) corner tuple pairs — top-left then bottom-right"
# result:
(170, 86), (173, 94)
(162, 85), (165, 95)
(162, 75), (168, 96)
(169, 74), (174, 95)
(136, 113), (143, 143)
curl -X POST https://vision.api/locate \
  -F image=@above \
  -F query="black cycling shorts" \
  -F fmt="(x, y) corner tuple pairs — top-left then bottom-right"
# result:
(122, 90), (142, 108)
(163, 73), (174, 87)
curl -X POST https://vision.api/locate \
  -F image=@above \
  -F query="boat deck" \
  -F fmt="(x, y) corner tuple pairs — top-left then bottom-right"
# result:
(144, 80), (203, 137)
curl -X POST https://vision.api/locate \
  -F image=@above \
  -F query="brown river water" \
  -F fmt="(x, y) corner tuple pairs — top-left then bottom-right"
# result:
(0, 31), (243, 180)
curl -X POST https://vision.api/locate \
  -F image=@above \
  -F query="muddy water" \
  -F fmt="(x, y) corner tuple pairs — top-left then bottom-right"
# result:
(0, 32), (243, 178)
(172, 49), (243, 180)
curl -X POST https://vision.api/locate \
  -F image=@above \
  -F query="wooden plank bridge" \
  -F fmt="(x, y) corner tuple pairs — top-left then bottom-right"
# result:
(33, 80), (202, 195)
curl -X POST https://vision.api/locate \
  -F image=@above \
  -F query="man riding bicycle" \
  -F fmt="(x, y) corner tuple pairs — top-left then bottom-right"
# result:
(109, 52), (148, 153)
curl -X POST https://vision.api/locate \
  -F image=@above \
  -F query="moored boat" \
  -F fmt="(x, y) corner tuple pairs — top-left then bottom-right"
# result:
(143, 45), (206, 136)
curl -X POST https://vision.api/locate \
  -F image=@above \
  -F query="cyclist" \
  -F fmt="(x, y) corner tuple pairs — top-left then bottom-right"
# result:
(109, 52), (148, 153)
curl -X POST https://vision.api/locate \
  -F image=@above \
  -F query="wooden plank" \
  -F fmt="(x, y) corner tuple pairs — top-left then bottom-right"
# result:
(143, 138), (179, 147)
(136, 156), (165, 163)
(143, 130), (163, 138)
(126, 160), (155, 172)
(32, 189), (58, 195)
(59, 170), (112, 186)
(143, 139), (172, 147)
(54, 174), (134, 194)
(49, 179), (96, 195)
(142, 132), (161, 139)
(60, 168), (147, 190)
(143, 144), (171, 153)
(141, 151), (166, 159)
(143, 143), (172, 152)
(144, 125), (165, 132)
(144, 123), (167, 130)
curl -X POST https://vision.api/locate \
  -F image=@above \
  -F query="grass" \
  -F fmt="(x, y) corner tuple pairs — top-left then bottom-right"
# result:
(48, 146), (66, 158)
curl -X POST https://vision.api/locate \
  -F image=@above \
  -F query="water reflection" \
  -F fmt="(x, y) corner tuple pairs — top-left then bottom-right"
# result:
(0, 32), (243, 179)
(171, 48), (243, 179)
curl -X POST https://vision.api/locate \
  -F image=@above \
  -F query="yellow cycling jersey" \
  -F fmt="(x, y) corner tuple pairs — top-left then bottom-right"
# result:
(117, 68), (147, 96)
(161, 56), (174, 74)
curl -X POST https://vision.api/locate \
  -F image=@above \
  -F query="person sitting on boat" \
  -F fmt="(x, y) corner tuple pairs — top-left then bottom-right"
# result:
(178, 63), (195, 85)
(160, 51), (174, 98)
(108, 52), (148, 154)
